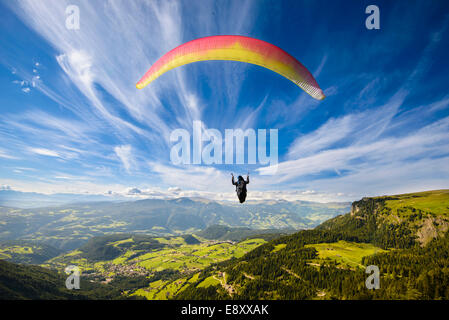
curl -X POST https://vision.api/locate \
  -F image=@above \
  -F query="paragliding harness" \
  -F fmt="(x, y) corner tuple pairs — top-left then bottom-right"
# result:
(233, 175), (248, 203)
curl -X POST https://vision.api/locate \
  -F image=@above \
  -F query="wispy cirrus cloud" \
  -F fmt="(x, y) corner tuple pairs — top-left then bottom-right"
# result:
(287, 90), (406, 159)
(27, 147), (61, 158)
(3, 0), (260, 169)
(0, 149), (19, 160)
(114, 145), (135, 173)
(258, 96), (449, 195)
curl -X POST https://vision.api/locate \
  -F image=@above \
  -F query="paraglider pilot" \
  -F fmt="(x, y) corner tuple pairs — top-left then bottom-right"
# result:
(231, 172), (249, 203)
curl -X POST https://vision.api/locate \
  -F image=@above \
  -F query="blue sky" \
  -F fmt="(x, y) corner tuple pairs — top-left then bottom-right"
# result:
(0, 0), (448, 202)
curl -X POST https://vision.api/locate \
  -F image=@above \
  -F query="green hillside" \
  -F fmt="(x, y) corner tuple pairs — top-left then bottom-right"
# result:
(0, 240), (62, 264)
(132, 238), (267, 300)
(196, 225), (296, 241)
(174, 190), (449, 300)
(304, 240), (386, 269)
(0, 227), (289, 300)
(42, 233), (267, 291)
(376, 190), (449, 215)
(0, 259), (148, 300)
(0, 232), (268, 300)
(320, 189), (449, 247)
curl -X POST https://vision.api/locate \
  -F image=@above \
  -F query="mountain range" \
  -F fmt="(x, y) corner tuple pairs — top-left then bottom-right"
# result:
(0, 194), (350, 251)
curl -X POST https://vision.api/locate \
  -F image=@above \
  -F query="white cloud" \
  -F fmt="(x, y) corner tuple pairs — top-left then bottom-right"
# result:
(257, 105), (449, 199)
(127, 187), (142, 195)
(11, 59), (42, 93)
(28, 147), (61, 158)
(149, 162), (230, 192)
(0, 149), (18, 160)
(114, 145), (134, 173)
(302, 190), (316, 195)
(288, 90), (406, 159)
(57, 50), (93, 88)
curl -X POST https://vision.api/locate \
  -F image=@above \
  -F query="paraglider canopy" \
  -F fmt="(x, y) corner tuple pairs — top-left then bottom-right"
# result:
(136, 35), (325, 100)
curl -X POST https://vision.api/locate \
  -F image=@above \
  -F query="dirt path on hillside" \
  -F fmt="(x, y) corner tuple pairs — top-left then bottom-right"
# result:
(281, 267), (302, 279)
(213, 272), (235, 296)
(243, 272), (255, 280)
(282, 267), (326, 297)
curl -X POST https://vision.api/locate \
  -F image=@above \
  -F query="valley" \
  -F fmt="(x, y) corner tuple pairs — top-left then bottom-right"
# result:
(0, 190), (448, 300)
(0, 196), (350, 251)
